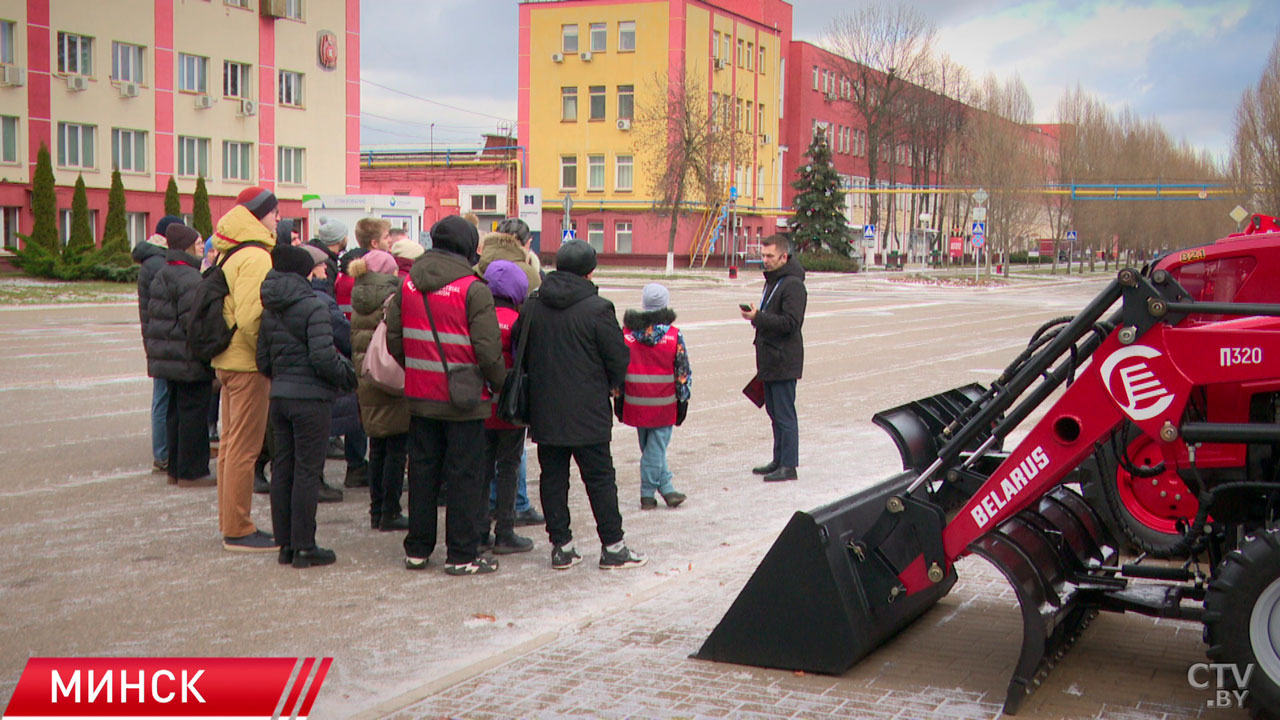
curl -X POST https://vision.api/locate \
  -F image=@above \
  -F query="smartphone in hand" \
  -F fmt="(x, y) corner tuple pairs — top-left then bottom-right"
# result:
(739, 303), (753, 312)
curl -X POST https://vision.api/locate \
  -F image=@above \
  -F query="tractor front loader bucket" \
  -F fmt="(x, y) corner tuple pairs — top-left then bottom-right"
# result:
(969, 485), (1118, 714)
(872, 383), (994, 474)
(694, 471), (955, 673)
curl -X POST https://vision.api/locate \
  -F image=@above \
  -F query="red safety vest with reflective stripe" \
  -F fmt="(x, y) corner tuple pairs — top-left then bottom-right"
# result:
(485, 305), (520, 430)
(401, 274), (491, 403)
(621, 326), (679, 428)
(335, 273), (354, 320)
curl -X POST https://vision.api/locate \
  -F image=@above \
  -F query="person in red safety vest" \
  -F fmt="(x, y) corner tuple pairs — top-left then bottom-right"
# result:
(384, 215), (507, 576)
(619, 283), (691, 510)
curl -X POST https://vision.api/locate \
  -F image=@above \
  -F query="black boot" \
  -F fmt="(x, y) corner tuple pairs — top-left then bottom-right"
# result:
(292, 546), (336, 568)
(762, 466), (798, 482)
(318, 483), (344, 503)
(752, 461), (780, 476)
(492, 531), (534, 555)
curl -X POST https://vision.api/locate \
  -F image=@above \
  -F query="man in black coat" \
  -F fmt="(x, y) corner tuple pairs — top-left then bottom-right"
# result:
(133, 214), (184, 474)
(740, 234), (807, 482)
(513, 241), (647, 571)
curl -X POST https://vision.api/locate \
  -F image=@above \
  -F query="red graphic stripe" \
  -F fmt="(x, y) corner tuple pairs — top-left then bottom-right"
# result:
(295, 659), (331, 718)
(278, 659), (313, 719)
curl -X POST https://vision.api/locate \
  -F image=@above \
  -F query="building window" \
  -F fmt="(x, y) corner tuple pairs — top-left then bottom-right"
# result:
(177, 53), (208, 93)
(126, 212), (148, 249)
(284, 0), (303, 19)
(177, 135), (209, 177)
(616, 154), (633, 191)
(758, 46), (765, 74)
(225, 0), (250, 8)
(278, 146), (304, 184)
(0, 20), (13, 64)
(0, 115), (16, 164)
(223, 60), (251, 98)
(57, 32), (93, 76)
(562, 24), (578, 53)
(59, 208), (97, 245)
(736, 39), (744, 67)
(722, 34), (731, 63)
(757, 103), (764, 134)
(470, 194), (498, 212)
(58, 122), (95, 169)
(812, 65), (819, 90)
(744, 101), (752, 133)
(615, 221), (632, 253)
(223, 141), (252, 181)
(756, 165), (764, 198)
(278, 70), (303, 107)
(111, 128), (147, 172)
(587, 222), (604, 252)
(587, 154), (605, 191)
(560, 155), (577, 190)
(1, 207), (17, 250)
(712, 31), (721, 59)
(618, 21), (635, 52)
(617, 84), (634, 120)
(746, 42), (753, 71)
(588, 85), (605, 121)
(589, 23), (606, 52)
(112, 42), (144, 84)
(561, 87), (577, 121)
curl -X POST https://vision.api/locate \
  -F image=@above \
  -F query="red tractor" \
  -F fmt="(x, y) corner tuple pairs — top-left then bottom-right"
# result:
(697, 215), (1280, 717)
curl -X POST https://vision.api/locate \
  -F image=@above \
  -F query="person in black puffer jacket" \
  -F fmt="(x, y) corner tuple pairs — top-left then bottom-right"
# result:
(256, 245), (358, 569)
(511, 240), (646, 571)
(134, 214), (185, 474)
(144, 224), (213, 485)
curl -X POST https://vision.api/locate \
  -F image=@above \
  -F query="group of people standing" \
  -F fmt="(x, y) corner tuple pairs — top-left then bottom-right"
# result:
(135, 188), (774, 576)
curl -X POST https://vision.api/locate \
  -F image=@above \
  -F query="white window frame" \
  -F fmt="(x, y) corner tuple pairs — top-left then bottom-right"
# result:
(587, 221), (604, 252)
(222, 140), (253, 181)
(223, 60), (251, 99)
(285, 0), (303, 20)
(2, 20), (17, 65)
(278, 69), (303, 107)
(588, 85), (605, 121)
(615, 221), (632, 253)
(615, 155), (633, 192)
(458, 184), (507, 215)
(126, 212), (148, 249)
(112, 42), (144, 84)
(756, 165), (765, 199)
(225, 0), (250, 8)
(587, 154), (605, 191)
(589, 23), (606, 52)
(561, 87), (577, 122)
(562, 24), (578, 54)
(560, 155), (577, 191)
(57, 32), (93, 76)
(58, 122), (96, 169)
(812, 65), (819, 90)
(177, 53), (208, 93)
(111, 128), (147, 173)
(746, 41), (753, 71)
(618, 21), (635, 52)
(617, 84), (634, 120)
(59, 208), (98, 245)
(278, 146), (304, 185)
(0, 115), (17, 164)
(177, 135), (209, 178)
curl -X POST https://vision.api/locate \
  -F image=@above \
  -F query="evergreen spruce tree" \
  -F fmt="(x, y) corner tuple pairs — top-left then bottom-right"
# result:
(58, 175), (96, 279)
(13, 144), (59, 277)
(164, 176), (181, 217)
(99, 169), (130, 263)
(788, 127), (850, 254)
(193, 175), (213, 240)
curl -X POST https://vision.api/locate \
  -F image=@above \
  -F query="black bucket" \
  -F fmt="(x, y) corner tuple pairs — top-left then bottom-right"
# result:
(694, 471), (955, 673)
(872, 383), (994, 473)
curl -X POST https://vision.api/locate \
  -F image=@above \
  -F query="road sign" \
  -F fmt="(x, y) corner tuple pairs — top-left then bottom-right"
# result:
(1230, 205), (1249, 224)
(562, 194), (574, 214)
(863, 224), (876, 240)
(972, 221), (985, 237)
(730, 186), (738, 201)
(562, 229), (576, 242)
(972, 207), (987, 222)
(519, 187), (543, 233)
(971, 234), (985, 248)
(972, 188), (989, 205)
(1066, 230), (1078, 243)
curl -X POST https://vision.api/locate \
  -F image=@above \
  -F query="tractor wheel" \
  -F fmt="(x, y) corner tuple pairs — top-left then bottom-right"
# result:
(1204, 529), (1280, 719)
(1081, 425), (1197, 558)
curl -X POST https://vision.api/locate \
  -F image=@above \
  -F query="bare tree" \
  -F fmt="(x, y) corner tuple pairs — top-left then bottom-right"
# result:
(825, 3), (937, 240)
(635, 69), (744, 274)
(1231, 33), (1280, 215)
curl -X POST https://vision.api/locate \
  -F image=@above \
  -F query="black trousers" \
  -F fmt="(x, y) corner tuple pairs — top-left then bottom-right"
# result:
(537, 442), (624, 549)
(763, 379), (799, 467)
(404, 416), (486, 564)
(368, 433), (407, 521)
(269, 397), (331, 552)
(166, 379), (212, 480)
(483, 428), (526, 536)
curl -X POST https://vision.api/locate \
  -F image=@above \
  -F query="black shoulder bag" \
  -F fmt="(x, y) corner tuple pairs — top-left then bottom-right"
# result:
(496, 293), (535, 426)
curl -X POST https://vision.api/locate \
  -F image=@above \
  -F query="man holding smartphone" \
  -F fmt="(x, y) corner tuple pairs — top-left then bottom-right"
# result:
(739, 234), (807, 482)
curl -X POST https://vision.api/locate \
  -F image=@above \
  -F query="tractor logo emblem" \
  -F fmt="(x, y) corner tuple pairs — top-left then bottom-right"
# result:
(1100, 345), (1174, 422)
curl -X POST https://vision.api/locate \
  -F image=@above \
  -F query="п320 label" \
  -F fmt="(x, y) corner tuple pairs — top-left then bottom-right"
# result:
(1221, 347), (1262, 367)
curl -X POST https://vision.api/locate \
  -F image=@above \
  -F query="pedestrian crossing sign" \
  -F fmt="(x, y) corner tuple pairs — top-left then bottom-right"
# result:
(562, 229), (576, 242)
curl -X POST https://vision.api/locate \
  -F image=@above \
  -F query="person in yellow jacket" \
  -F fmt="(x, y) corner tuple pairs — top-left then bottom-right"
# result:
(212, 187), (279, 552)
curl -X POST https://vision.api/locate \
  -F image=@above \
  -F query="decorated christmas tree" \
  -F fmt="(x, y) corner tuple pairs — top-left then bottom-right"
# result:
(788, 126), (850, 254)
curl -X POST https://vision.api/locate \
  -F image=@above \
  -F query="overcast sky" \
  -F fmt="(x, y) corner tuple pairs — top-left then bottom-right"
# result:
(360, 0), (1279, 163)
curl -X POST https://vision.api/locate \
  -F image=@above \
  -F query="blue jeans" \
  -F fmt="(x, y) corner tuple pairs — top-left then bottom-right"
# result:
(637, 426), (676, 498)
(151, 378), (170, 463)
(763, 379), (799, 467)
(492, 446), (532, 512)
(345, 426), (367, 468)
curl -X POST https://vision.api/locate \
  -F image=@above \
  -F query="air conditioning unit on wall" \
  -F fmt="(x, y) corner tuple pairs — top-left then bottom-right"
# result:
(759, 133), (771, 145)
(551, 52), (564, 63)
(65, 75), (89, 91)
(714, 58), (727, 70)
(616, 118), (631, 131)
(194, 94), (214, 109)
(0, 65), (24, 87)
(119, 81), (139, 98)
(239, 99), (258, 116)
(579, 52), (593, 62)
(260, 0), (287, 18)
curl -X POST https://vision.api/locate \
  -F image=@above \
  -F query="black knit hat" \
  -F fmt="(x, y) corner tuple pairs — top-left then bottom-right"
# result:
(165, 224), (200, 252)
(155, 215), (183, 237)
(272, 244), (315, 278)
(237, 186), (278, 221)
(555, 240), (597, 276)
(430, 215), (479, 259)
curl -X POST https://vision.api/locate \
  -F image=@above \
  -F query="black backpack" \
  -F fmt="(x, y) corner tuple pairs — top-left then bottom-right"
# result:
(187, 241), (268, 362)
